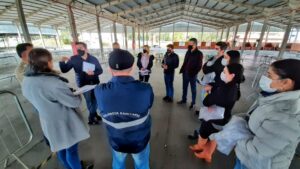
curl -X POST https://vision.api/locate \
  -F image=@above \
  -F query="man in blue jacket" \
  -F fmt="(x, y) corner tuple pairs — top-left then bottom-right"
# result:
(59, 42), (103, 125)
(94, 49), (154, 169)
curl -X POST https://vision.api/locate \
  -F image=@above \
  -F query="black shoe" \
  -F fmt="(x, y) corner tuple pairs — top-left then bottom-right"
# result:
(187, 130), (199, 140)
(177, 100), (186, 104)
(166, 97), (173, 103)
(81, 161), (94, 169)
(95, 114), (102, 121)
(195, 110), (200, 115)
(88, 120), (99, 125)
(163, 96), (169, 101)
(189, 103), (195, 110)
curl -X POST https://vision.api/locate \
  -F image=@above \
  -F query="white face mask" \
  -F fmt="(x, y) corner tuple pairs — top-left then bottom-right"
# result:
(259, 75), (277, 93)
(220, 72), (228, 83)
(221, 58), (228, 66)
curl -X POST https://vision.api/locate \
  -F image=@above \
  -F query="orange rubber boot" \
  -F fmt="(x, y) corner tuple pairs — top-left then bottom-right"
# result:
(189, 136), (208, 152)
(194, 140), (217, 163)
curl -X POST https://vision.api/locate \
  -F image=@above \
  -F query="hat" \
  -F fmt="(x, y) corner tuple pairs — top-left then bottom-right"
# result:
(109, 49), (134, 70)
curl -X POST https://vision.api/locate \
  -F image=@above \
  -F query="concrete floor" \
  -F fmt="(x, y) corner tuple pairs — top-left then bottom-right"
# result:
(0, 49), (299, 169)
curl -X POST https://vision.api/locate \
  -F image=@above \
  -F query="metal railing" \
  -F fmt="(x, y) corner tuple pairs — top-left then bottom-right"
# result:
(0, 91), (33, 169)
(251, 55), (277, 88)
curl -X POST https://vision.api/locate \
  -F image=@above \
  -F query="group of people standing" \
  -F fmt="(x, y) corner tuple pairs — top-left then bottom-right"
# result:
(13, 36), (300, 169)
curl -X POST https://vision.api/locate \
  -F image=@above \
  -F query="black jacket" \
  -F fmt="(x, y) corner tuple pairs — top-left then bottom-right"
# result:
(162, 52), (179, 74)
(202, 56), (225, 87)
(179, 48), (203, 77)
(137, 53), (155, 72)
(203, 83), (239, 126)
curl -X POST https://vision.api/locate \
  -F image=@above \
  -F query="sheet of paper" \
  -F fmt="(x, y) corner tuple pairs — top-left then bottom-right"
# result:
(73, 85), (96, 95)
(199, 105), (225, 121)
(83, 61), (95, 73)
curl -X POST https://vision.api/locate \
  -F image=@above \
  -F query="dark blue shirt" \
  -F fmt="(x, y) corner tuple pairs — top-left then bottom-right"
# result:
(59, 54), (103, 87)
(94, 76), (154, 153)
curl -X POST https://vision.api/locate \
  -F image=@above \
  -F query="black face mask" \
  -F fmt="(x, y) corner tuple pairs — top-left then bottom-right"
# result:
(77, 49), (85, 56)
(188, 45), (193, 51)
(143, 49), (147, 53)
(167, 49), (171, 53)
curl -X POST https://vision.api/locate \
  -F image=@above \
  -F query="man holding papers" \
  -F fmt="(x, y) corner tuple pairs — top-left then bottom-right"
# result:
(59, 42), (103, 125)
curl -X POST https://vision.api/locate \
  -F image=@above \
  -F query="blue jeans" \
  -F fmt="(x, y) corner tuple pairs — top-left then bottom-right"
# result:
(83, 89), (97, 122)
(234, 158), (248, 169)
(164, 73), (175, 98)
(112, 144), (150, 169)
(57, 144), (81, 169)
(182, 73), (197, 104)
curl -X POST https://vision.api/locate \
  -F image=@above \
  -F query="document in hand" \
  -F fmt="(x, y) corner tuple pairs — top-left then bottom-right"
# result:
(199, 105), (225, 121)
(73, 85), (96, 95)
(83, 61), (95, 73)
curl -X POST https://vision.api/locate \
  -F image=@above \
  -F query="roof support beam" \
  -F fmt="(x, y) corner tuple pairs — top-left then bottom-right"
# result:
(144, 11), (226, 27)
(115, 0), (161, 16)
(148, 17), (220, 30)
(212, 0), (266, 11)
(16, 0), (31, 43)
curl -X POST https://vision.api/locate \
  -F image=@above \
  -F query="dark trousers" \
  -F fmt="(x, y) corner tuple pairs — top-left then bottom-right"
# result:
(139, 75), (150, 82)
(164, 73), (175, 98)
(182, 73), (197, 104)
(83, 89), (97, 122)
(199, 121), (219, 139)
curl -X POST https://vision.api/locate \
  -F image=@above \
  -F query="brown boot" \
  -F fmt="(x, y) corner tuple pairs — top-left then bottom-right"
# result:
(189, 136), (208, 152)
(194, 140), (217, 163)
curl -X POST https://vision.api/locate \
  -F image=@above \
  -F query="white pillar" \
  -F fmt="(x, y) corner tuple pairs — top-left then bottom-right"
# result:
(220, 29), (224, 41)
(96, 15), (104, 58)
(186, 22), (190, 40)
(138, 25), (141, 48)
(67, 5), (78, 42)
(241, 21), (252, 54)
(225, 27), (230, 42)
(201, 25), (204, 42)
(255, 19), (268, 57)
(295, 28), (299, 43)
(278, 10), (296, 59)
(159, 26), (161, 47)
(113, 21), (117, 42)
(172, 22), (175, 42)
(232, 25), (239, 48)
(38, 26), (46, 48)
(55, 27), (62, 48)
(124, 25), (128, 50)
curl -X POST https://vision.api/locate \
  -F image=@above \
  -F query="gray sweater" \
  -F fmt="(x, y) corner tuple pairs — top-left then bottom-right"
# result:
(235, 90), (300, 169)
(22, 71), (90, 152)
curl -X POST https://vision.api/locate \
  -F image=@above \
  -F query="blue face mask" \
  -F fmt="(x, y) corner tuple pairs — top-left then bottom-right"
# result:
(221, 58), (228, 66)
(259, 75), (277, 93)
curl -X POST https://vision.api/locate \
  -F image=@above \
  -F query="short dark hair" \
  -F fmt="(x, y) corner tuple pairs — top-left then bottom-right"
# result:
(28, 48), (52, 73)
(271, 59), (300, 90)
(16, 43), (33, 58)
(226, 50), (241, 64)
(167, 44), (174, 49)
(189, 38), (198, 45)
(216, 41), (228, 51)
(75, 42), (87, 48)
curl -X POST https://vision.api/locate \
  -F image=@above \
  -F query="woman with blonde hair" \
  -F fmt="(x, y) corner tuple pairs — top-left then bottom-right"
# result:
(137, 45), (155, 82)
